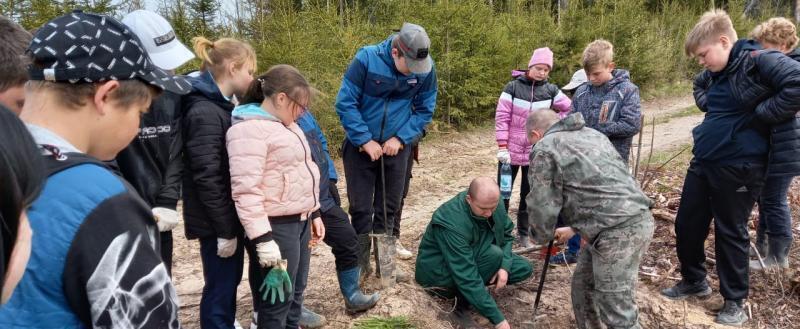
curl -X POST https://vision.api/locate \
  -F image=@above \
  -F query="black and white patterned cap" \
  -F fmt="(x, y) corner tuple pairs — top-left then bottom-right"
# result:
(27, 10), (191, 95)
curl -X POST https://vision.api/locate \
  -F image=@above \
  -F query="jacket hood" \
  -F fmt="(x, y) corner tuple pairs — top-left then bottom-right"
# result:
(545, 112), (586, 136)
(721, 39), (763, 75)
(378, 36), (397, 72)
(607, 69), (631, 88)
(788, 48), (800, 61)
(231, 103), (281, 125)
(188, 71), (231, 106)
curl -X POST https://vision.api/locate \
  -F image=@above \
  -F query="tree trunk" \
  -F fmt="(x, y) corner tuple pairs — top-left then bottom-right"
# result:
(795, 0), (800, 23)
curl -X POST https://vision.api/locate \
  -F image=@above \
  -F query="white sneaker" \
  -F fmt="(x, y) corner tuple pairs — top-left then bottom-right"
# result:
(395, 240), (413, 260)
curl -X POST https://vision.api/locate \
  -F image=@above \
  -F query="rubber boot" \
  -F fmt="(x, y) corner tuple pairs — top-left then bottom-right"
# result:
(299, 306), (326, 329)
(751, 236), (791, 271)
(357, 234), (372, 281)
(338, 267), (380, 314)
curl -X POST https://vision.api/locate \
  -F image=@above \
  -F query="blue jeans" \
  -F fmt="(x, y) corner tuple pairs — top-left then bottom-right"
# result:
(199, 236), (245, 329)
(757, 175), (794, 240)
(556, 214), (582, 254)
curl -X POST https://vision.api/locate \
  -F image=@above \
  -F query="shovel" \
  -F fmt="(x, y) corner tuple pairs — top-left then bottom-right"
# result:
(532, 239), (555, 329)
(371, 153), (396, 288)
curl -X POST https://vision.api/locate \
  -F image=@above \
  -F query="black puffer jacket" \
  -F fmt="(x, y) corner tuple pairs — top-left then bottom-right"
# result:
(113, 91), (183, 210)
(693, 39), (800, 166)
(766, 49), (800, 177)
(180, 71), (243, 240)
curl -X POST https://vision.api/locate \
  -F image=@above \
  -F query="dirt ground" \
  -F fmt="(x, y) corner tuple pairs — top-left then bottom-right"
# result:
(173, 95), (799, 328)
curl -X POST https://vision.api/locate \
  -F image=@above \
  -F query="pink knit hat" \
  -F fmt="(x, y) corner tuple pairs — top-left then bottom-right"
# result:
(528, 47), (554, 69)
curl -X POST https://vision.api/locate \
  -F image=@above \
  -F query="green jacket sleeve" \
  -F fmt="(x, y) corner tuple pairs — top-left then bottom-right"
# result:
(526, 150), (563, 244)
(434, 225), (505, 325)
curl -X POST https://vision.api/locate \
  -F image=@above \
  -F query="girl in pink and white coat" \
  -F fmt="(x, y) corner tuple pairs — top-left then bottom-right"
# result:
(495, 47), (571, 247)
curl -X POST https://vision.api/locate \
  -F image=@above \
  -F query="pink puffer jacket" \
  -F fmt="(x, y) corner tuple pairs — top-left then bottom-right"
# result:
(227, 104), (321, 240)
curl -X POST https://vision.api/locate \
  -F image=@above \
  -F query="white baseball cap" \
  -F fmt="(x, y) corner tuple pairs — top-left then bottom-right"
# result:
(562, 69), (587, 91)
(122, 10), (194, 71)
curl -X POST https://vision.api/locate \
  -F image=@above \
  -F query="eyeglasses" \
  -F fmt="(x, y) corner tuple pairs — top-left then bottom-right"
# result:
(284, 94), (309, 114)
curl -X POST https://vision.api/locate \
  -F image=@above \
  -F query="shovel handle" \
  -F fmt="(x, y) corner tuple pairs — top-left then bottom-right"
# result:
(533, 239), (555, 319)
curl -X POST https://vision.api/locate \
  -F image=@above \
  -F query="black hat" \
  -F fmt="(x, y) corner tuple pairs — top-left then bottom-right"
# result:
(27, 10), (191, 95)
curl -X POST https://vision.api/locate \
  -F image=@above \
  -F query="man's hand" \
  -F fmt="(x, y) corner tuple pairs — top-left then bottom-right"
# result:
(360, 140), (383, 161)
(489, 268), (509, 292)
(153, 207), (179, 232)
(554, 227), (576, 245)
(495, 320), (511, 329)
(382, 137), (403, 156)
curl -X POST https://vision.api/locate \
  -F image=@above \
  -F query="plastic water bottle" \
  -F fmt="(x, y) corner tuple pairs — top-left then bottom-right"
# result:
(500, 163), (512, 200)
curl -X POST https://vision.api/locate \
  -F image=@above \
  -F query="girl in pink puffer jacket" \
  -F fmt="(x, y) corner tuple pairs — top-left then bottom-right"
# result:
(495, 47), (571, 247)
(226, 64), (323, 327)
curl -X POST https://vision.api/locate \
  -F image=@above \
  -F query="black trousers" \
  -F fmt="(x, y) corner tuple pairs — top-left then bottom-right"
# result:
(321, 201), (360, 271)
(160, 231), (173, 276)
(496, 163), (531, 237)
(675, 160), (765, 301)
(342, 139), (412, 235)
(387, 144), (416, 238)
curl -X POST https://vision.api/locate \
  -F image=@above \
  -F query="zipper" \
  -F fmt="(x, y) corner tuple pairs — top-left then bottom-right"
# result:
(287, 125), (319, 215)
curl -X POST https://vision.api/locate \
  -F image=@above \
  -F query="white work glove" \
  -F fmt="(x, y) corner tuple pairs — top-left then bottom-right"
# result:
(216, 237), (238, 258)
(152, 207), (179, 232)
(496, 148), (511, 164)
(256, 240), (282, 268)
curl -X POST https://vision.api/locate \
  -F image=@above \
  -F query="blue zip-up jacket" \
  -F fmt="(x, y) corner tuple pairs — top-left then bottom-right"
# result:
(335, 35), (438, 146)
(297, 111), (337, 212)
(571, 69), (641, 162)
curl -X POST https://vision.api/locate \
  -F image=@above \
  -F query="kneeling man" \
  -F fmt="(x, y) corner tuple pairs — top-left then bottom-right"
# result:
(526, 110), (654, 329)
(416, 177), (533, 329)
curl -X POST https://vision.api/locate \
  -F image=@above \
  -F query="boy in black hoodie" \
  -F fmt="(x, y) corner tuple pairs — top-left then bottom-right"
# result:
(661, 9), (800, 326)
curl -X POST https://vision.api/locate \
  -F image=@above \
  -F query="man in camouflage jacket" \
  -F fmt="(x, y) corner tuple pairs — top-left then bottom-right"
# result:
(524, 110), (654, 329)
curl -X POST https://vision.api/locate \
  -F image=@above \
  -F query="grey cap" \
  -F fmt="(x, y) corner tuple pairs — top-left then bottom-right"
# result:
(395, 22), (432, 74)
(562, 69), (587, 91)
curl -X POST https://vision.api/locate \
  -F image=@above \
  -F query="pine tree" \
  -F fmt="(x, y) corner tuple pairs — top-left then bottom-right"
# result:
(188, 0), (219, 38)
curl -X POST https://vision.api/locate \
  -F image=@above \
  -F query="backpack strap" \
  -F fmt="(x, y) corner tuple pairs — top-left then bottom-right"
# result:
(40, 144), (107, 178)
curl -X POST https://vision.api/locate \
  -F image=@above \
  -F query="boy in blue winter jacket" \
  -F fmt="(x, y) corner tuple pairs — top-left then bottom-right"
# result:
(335, 22), (437, 282)
(661, 10), (800, 327)
(571, 39), (642, 163)
(0, 11), (191, 328)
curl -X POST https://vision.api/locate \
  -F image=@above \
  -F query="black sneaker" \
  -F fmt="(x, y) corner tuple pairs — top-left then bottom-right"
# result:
(715, 300), (747, 326)
(450, 301), (480, 329)
(660, 280), (712, 300)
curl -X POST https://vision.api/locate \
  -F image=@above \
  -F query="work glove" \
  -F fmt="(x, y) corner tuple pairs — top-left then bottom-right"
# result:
(256, 240), (282, 268)
(152, 207), (179, 232)
(216, 237), (237, 258)
(259, 259), (292, 304)
(496, 148), (511, 164)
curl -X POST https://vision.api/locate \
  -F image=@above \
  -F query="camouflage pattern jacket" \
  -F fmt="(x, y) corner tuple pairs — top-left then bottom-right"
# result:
(526, 113), (652, 244)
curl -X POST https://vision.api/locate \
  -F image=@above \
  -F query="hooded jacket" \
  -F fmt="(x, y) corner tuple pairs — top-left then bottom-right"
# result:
(495, 75), (572, 165)
(571, 69), (642, 162)
(227, 104), (321, 242)
(296, 111), (337, 212)
(180, 70), (243, 240)
(335, 35), (438, 147)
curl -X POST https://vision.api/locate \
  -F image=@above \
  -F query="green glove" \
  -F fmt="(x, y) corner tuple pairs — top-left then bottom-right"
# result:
(259, 259), (292, 304)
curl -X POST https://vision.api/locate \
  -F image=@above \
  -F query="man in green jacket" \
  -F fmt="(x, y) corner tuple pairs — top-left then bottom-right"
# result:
(525, 110), (654, 329)
(416, 177), (533, 329)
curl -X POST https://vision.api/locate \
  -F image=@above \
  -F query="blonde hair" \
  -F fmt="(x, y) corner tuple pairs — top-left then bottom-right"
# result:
(192, 37), (256, 78)
(750, 17), (799, 50)
(582, 39), (614, 70)
(685, 9), (738, 57)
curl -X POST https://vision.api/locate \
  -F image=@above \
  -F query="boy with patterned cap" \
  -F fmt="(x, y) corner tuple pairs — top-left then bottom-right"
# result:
(0, 10), (190, 328)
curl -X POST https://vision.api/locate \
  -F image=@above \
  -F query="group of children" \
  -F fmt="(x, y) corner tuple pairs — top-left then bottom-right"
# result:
(1, 5), (799, 329)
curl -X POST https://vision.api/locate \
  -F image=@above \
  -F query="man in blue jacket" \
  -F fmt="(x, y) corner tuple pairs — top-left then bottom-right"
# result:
(335, 22), (438, 282)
